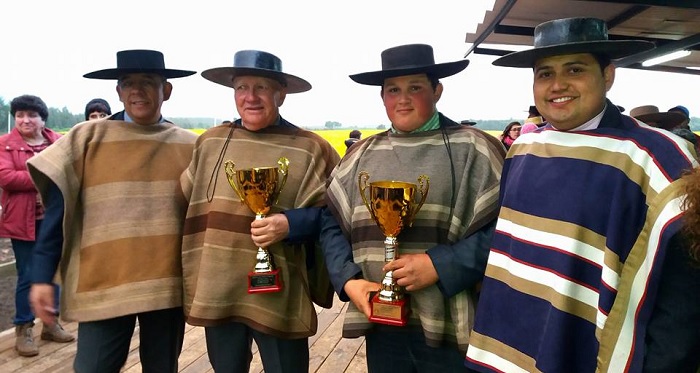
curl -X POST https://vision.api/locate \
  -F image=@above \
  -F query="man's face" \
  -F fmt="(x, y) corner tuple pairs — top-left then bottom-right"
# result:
(116, 73), (172, 125)
(533, 53), (614, 131)
(233, 76), (286, 131)
(382, 74), (441, 133)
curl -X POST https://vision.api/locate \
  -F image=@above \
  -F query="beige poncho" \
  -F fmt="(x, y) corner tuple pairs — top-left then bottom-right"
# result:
(27, 118), (197, 322)
(181, 121), (340, 339)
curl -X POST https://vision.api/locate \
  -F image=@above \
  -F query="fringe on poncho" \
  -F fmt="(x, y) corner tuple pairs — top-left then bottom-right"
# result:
(326, 120), (505, 353)
(465, 110), (699, 373)
(27, 119), (197, 322)
(180, 121), (340, 339)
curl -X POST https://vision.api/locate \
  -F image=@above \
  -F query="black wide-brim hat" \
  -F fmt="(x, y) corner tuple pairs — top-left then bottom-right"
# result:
(630, 105), (687, 130)
(493, 18), (654, 68)
(83, 49), (196, 79)
(349, 44), (470, 86)
(201, 50), (311, 94)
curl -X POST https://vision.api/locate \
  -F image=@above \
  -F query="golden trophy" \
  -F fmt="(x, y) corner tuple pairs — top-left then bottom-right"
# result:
(224, 157), (289, 294)
(358, 171), (429, 326)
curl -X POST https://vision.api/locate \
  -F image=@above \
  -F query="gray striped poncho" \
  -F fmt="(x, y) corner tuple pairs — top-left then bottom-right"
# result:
(326, 119), (505, 353)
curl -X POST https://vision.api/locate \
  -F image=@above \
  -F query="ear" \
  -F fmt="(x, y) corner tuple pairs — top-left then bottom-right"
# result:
(277, 88), (287, 107)
(162, 81), (173, 101)
(116, 85), (124, 103)
(434, 82), (444, 102)
(603, 64), (615, 92)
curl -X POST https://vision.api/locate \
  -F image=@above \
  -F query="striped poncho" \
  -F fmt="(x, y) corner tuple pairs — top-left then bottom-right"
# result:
(180, 120), (340, 338)
(326, 119), (505, 353)
(465, 107), (699, 372)
(26, 117), (197, 322)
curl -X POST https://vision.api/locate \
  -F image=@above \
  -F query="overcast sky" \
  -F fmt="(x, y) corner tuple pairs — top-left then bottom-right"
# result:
(2, 0), (698, 127)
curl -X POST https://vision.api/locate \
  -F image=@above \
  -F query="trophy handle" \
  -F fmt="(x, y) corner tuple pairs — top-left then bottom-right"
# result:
(275, 157), (290, 204)
(410, 175), (430, 224)
(358, 171), (373, 217)
(224, 161), (246, 201)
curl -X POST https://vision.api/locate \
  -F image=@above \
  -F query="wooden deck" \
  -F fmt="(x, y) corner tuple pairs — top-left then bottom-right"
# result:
(0, 295), (367, 372)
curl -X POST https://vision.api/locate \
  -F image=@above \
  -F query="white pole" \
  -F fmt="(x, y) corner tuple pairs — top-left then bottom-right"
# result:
(7, 111), (10, 134)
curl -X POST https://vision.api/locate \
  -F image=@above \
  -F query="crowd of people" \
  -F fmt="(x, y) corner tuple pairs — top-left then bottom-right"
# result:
(0, 15), (698, 373)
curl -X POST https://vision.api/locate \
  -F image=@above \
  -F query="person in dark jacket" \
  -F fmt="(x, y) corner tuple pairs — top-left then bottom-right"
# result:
(0, 95), (74, 357)
(344, 129), (362, 150)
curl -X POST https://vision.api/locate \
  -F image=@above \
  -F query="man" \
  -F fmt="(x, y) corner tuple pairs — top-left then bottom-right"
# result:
(27, 49), (197, 373)
(465, 18), (699, 372)
(320, 44), (505, 372)
(180, 50), (340, 373)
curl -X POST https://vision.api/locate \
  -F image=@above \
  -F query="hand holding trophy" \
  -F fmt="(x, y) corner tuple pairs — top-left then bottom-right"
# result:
(358, 171), (429, 326)
(225, 157), (289, 294)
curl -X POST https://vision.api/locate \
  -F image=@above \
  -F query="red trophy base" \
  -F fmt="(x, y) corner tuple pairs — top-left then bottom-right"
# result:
(369, 292), (410, 326)
(248, 269), (282, 294)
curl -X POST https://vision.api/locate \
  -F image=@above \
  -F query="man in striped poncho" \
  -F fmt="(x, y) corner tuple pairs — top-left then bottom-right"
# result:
(26, 49), (197, 373)
(180, 50), (340, 373)
(465, 18), (700, 372)
(320, 43), (506, 372)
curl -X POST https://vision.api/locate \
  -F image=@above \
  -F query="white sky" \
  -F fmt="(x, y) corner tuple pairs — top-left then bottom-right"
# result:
(2, 0), (698, 127)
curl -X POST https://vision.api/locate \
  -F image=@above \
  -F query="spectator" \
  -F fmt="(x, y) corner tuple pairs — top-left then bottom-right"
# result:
(84, 98), (112, 121)
(0, 95), (73, 357)
(498, 121), (521, 150)
(345, 129), (362, 149)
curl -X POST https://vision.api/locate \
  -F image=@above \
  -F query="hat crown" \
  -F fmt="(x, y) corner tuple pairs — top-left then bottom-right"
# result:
(630, 105), (661, 117)
(381, 44), (436, 70)
(535, 18), (609, 48)
(233, 50), (283, 72)
(115, 50), (167, 70)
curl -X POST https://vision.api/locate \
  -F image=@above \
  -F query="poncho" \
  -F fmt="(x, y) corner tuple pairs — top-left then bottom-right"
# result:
(326, 121), (505, 353)
(465, 109), (698, 372)
(27, 118), (197, 322)
(181, 120), (340, 338)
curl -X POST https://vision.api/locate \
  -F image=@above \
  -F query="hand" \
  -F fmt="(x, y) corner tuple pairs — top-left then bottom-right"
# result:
(383, 253), (438, 292)
(250, 213), (289, 247)
(343, 279), (381, 319)
(30, 283), (57, 326)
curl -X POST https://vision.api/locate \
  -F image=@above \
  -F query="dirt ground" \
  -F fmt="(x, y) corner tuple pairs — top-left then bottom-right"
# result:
(0, 238), (17, 332)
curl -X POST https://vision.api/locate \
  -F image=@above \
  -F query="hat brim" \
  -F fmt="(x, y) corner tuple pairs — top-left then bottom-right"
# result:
(83, 68), (196, 79)
(493, 40), (654, 68)
(635, 112), (687, 130)
(349, 59), (470, 86)
(201, 67), (311, 94)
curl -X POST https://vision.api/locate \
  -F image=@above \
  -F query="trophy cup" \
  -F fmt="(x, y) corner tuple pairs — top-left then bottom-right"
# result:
(224, 157), (289, 294)
(358, 171), (429, 326)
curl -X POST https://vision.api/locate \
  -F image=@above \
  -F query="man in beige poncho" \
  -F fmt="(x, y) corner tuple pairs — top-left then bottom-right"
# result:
(180, 50), (340, 373)
(27, 49), (197, 373)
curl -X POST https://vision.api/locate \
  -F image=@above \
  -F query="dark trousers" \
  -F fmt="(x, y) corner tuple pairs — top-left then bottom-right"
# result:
(205, 321), (309, 373)
(365, 325), (468, 373)
(73, 307), (185, 373)
(11, 219), (60, 325)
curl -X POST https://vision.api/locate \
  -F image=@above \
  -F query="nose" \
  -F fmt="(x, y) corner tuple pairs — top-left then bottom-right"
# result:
(551, 74), (569, 91)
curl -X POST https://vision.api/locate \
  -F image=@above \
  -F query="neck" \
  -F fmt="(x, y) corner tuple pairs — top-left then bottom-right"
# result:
(21, 132), (44, 145)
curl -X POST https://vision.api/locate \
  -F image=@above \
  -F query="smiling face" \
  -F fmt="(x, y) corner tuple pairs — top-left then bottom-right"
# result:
(381, 74), (442, 133)
(116, 73), (172, 125)
(533, 53), (614, 131)
(233, 75), (286, 131)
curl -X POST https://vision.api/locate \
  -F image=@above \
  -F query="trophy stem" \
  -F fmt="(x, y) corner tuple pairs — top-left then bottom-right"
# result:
(378, 236), (403, 302)
(253, 214), (275, 273)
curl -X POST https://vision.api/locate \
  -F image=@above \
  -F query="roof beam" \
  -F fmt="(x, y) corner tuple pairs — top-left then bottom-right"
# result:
(464, 0), (518, 58)
(615, 33), (700, 67)
(573, 0), (700, 9)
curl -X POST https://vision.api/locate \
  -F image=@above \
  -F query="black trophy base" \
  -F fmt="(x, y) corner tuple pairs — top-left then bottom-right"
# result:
(248, 269), (282, 294)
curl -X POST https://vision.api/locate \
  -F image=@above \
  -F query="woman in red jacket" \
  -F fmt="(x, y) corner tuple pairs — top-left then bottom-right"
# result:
(0, 95), (74, 357)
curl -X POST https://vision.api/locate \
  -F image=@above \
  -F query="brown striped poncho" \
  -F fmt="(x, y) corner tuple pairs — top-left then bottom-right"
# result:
(326, 120), (505, 353)
(26, 118), (197, 322)
(180, 120), (340, 338)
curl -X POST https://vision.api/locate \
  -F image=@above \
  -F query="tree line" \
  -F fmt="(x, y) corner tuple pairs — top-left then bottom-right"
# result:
(1, 96), (697, 134)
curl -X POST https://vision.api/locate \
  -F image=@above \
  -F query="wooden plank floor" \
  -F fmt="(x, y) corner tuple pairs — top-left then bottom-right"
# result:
(0, 294), (367, 372)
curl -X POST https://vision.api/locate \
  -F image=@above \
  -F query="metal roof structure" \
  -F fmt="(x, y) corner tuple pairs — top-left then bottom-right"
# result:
(465, 0), (700, 75)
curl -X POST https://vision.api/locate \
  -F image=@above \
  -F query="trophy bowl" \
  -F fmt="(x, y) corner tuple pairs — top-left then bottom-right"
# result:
(225, 157), (289, 293)
(358, 171), (429, 325)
